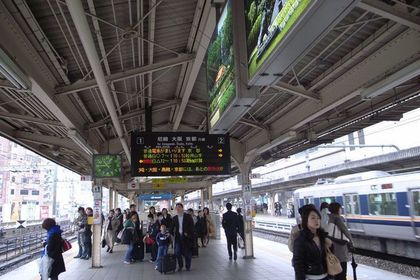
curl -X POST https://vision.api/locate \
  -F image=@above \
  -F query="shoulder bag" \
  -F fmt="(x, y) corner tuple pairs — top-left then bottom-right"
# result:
(325, 247), (343, 276)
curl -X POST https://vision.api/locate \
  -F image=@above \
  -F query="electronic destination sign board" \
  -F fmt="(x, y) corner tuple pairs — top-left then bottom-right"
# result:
(131, 132), (231, 177)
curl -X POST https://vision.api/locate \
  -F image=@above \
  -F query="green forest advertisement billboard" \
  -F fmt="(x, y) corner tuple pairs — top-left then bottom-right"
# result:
(207, 0), (235, 128)
(245, 0), (311, 79)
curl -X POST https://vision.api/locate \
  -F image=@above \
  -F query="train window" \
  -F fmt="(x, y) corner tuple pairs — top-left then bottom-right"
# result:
(320, 197), (336, 204)
(413, 191), (420, 216)
(344, 194), (360, 215)
(304, 197), (314, 205)
(368, 193), (397, 215)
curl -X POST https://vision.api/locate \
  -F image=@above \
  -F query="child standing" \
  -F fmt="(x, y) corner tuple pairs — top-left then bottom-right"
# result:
(155, 224), (171, 270)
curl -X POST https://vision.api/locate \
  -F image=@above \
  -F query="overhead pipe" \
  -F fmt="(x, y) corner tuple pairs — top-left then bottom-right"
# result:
(65, 0), (131, 164)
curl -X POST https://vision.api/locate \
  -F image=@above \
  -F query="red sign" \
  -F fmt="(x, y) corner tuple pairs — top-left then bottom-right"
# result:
(40, 206), (49, 219)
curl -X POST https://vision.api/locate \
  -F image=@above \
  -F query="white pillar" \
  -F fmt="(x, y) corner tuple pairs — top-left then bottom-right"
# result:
(238, 166), (254, 259)
(269, 194), (275, 216)
(109, 187), (114, 210)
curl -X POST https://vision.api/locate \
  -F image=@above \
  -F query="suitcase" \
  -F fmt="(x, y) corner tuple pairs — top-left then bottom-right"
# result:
(132, 242), (144, 260)
(158, 254), (177, 274)
(192, 245), (199, 257)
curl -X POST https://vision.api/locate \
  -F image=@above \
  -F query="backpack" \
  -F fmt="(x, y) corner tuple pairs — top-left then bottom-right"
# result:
(287, 224), (302, 252)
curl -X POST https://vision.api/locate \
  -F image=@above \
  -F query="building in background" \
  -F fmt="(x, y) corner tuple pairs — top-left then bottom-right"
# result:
(0, 136), (93, 223)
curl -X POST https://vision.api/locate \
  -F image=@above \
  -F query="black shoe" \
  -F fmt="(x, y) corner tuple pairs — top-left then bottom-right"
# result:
(74, 255), (81, 258)
(80, 256), (88, 260)
(234, 253), (237, 261)
(186, 267), (190, 271)
(177, 267), (183, 272)
(106, 247), (110, 252)
(109, 249), (113, 253)
(229, 256), (232, 260)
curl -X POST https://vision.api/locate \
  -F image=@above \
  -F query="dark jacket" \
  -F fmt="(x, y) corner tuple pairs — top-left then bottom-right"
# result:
(237, 213), (244, 236)
(171, 213), (195, 255)
(45, 226), (65, 277)
(156, 231), (171, 247)
(292, 228), (328, 280)
(161, 214), (172, 228)
(147, 221), (160, 239)
(222, 210), (239, 236)
(195, 216), (207, 237)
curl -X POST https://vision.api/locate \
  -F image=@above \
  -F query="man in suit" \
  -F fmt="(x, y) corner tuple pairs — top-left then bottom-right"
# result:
(171, 203), (195, 271)
(222, 203), (239, 260)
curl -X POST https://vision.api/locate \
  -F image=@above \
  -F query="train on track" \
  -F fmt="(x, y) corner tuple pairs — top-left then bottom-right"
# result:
(293, 171), (420, 260)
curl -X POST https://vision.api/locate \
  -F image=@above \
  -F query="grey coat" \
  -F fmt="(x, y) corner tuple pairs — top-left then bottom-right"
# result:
(328, 214), (353, 262)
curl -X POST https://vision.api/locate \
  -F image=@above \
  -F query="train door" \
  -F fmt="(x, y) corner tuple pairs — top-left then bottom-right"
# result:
(408, 188), (420, 239)
(343, 193), (364, 233)
(303, 196), (314, 205)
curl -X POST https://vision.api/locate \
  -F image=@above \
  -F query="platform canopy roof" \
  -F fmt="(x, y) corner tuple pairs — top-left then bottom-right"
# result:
(0, 0), (419, 195)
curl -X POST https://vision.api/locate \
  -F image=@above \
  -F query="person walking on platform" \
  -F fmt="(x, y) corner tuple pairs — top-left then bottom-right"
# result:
(328, 202), (353, 280)
(236, 208), (245, 247)
(222, 203), (239, 260)
(195, 210), (207, 247)
(171, 203), (195, 272)
(104, 209), (120, 253)
(320, 202), (329, 231)
(155, 224), (171, 270)
(115, 208), (124, 243)
(145, 213), (160, 262)
(161, 208), (172, 229)
(41, 218), (65, 280)
(74, 207), (87, 258)
(203, 207), (214, 245)
(292, 207), (330, 280)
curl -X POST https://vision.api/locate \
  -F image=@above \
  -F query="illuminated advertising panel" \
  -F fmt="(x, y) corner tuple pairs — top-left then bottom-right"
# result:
(207, 0), (235, 128)
(92, 154), (122, 178)
(131, 132), (230, 177)
(246, 0), (311, 79)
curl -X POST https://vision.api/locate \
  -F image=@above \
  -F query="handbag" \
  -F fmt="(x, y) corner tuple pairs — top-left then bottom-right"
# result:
(39, 247), (54, 280)
(117, 229), (124, 240)
(327, 222), (349, 245)
(325, 247), (343, 276)
(143, 236), (155, 246)
(62, 238), (72, 252)
(101, 238), (107, 248)
(121, 229), (133, 245)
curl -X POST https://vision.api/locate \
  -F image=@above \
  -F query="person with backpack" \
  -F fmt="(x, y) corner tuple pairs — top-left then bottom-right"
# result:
(41, 218), (65, 280)
(288, 204), (317, 252)
(328, 202), (354, 280)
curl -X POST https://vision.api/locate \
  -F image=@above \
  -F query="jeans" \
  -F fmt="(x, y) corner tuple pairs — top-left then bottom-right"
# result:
(82, 230), (92, 258)
(175, 239), (192, 269)
(155, 245), (168, 267)
(226, 234), (237, 257)
(124, 243), (134, 262)
(50, 276), (58, 280)
(76, 232), (85, 257)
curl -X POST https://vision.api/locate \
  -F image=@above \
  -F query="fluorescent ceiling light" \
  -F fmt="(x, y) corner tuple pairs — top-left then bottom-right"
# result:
(257, 131), (297, 154)
(68, 129), (94, 156)
(0, 48), (31, 90)
(360, 60), (420, 99)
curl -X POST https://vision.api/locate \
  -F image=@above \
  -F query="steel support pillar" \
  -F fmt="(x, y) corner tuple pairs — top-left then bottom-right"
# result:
(208, 184), (213, 211)
(108, 187), (114, 210)
(200, 189), (205, 209)
(238, 163), (255, 259)
(269, 194), (275, 216)
(91, 182), (102, 268)
(113, 190), (118, 209)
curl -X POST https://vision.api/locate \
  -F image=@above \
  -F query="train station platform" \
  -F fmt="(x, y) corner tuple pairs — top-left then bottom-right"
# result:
(0, 236), (415, 280)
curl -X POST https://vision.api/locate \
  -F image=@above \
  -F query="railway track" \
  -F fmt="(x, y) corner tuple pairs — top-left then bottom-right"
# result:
(253, 226), (420, 267)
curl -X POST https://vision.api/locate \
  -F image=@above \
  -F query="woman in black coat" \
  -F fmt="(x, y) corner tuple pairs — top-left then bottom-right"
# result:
(292, 208), (330, 280)
(42, 218), (65, 280)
